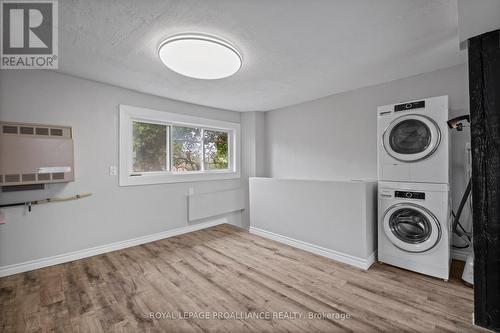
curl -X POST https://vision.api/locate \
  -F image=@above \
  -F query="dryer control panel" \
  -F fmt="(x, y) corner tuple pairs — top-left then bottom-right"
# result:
(394, 191), (425, 200)
(394, 100), (425, 112)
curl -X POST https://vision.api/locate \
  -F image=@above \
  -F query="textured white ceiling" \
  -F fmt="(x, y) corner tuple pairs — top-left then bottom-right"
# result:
(58, 0), (463, 111)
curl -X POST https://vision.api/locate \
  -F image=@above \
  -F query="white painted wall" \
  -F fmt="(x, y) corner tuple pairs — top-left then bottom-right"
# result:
(264, 64), (472, 248)
(240, 111), (266, 227)
(0, 70), (244, 268)
(249, 178), (377, 269)
(458, 0), (500, 43)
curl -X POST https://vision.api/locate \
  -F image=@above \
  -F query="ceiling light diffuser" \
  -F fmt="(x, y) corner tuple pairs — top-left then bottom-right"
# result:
(158, 34), (242, 80)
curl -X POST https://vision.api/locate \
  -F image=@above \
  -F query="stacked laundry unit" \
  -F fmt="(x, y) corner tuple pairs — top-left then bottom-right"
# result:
(377, 96), (451, 280)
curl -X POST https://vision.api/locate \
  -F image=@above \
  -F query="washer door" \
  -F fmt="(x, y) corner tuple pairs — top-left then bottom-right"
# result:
(383, 115), (441, 162)
(383, 203), (441, 253)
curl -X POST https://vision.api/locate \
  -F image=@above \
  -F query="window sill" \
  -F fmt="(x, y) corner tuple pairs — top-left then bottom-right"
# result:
(119, 171), (240, 186)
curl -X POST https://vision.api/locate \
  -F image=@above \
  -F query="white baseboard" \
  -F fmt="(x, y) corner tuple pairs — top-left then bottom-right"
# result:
(249, 227), (376, 270)
(0, 218), (227, 277)
(452, 247), (472, 262)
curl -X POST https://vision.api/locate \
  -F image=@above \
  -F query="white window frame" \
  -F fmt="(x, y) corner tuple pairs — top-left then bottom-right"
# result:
(119, 104), (240, 186)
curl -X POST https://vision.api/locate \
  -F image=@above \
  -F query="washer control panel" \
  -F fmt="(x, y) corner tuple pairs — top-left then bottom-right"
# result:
(394, 191), (425, 200)
(394, 100), (425, 112)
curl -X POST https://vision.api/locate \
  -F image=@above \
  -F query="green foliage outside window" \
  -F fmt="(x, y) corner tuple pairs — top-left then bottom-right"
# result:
(172, 126), (202, 171)
(204, 130), (229, 170)
(133, 122), (167, 172)
(132, 122), (230, 173)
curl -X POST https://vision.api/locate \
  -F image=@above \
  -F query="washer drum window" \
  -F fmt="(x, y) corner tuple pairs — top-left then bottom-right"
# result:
(383, 115), (441, 162)
(389, 119), (431, 154)
(389, 208), (432, 244)
(383, 203), (441, 253)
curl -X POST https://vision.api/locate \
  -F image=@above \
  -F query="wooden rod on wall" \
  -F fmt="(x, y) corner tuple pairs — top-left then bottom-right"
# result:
(0, 193), (92, 211)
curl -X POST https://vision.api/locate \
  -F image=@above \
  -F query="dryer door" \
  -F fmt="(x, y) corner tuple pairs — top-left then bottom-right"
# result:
(383, 203), (441, 253)
(383, 114), (441, 162)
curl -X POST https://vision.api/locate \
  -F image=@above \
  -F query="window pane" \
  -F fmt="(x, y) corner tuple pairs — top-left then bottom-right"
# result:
(204, 130), (229, 170)
(172, 126), (202, 171)
(132, 122), (167, 172)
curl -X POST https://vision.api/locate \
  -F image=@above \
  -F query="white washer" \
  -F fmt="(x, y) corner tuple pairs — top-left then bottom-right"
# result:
(378, 181), (451, 280)
(377, 95), (450, 184)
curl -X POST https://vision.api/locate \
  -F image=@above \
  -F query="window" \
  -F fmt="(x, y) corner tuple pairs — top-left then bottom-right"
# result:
(203, 130), (229, 170)
(132, 121), (168, 172)
(172, 126), (202, 171)
(120, 105), (240, 186)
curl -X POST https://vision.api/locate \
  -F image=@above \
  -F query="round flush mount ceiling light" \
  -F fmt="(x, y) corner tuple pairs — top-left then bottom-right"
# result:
(158, 33), (242, 80)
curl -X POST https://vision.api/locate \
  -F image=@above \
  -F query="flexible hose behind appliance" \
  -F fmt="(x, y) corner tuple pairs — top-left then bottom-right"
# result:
(452, 178), (472, 246)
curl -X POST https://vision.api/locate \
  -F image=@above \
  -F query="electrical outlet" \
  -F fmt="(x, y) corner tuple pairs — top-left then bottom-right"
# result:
(188, 187), (195, 196)
(109, 166), (118, 176)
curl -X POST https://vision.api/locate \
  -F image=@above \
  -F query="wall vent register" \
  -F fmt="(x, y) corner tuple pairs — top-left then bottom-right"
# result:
(1, 124), (70, 137)
(0, 122), (75, 187)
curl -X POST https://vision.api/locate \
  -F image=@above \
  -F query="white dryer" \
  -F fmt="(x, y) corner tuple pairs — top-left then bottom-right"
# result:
(377, 95), (450, 183)
(378, 181), (451, 280)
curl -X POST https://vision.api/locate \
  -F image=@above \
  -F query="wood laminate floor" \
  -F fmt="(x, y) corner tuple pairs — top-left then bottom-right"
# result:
(0, 224), (483, 332)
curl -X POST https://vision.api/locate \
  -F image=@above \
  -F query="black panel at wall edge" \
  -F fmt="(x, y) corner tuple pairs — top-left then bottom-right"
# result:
(468, 29), (500, 333)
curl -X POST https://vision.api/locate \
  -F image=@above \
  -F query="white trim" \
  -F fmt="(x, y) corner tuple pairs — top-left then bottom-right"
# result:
(119, 104), (241, 186)
(249, 227), (376, 270)
(452, 247), (472, 262)
(0, 218), (227, 277)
